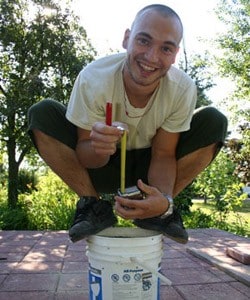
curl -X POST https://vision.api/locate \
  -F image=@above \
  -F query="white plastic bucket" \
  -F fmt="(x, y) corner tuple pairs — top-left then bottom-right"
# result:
(86, 227), (171, 300)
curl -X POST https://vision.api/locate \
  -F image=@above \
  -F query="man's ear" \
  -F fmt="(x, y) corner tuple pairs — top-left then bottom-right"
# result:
(122, 29), (130, 49)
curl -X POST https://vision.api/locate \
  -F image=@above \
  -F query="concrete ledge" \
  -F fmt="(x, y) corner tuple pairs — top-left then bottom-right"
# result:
(187, 247), (250, 287)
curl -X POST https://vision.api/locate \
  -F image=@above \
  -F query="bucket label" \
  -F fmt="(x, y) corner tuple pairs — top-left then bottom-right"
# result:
(89, 268), (102, 300)
(111, 271), (154, 299)
(142, 272), (152, 291)
(88, 261), (160, 300)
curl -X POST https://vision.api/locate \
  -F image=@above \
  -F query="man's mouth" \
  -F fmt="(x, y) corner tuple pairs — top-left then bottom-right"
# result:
(138, 62), (156, 72)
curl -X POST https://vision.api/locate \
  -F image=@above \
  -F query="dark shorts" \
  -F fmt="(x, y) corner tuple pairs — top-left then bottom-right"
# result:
(27, 99), (228, 193)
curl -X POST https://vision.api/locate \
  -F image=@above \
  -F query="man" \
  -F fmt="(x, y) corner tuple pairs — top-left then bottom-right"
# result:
(28, 4), (227, 244)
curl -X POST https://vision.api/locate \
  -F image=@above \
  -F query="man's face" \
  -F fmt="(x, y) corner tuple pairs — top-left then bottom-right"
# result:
(122, 10), (181, 88)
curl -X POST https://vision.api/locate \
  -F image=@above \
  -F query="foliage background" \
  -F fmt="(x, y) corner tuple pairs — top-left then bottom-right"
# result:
(0, 0), (249, 236)
(0, 0), (96, 207)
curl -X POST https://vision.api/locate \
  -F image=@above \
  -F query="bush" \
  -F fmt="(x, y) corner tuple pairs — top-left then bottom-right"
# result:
(0, 202), (29, 230)
(184, 209), (214, 228)
(0, 171), (76, 230)
(18, 168), (38, 194)
(184, 208), (248, 237)
(19, 170), (77, 230)
(174, 184), (194, 214)
(193, 150), (237, 201)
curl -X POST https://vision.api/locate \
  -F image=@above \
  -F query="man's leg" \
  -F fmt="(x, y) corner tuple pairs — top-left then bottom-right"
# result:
(28, 99), (97, 197)
(28, 99), (117, 242)
(174, 106), (228, 197)
(173, 143), (217, 197)
(134, 106), (228, 244)
(32, 129), (98, 198)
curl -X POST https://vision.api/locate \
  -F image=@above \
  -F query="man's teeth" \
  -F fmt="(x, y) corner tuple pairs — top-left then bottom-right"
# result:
(140, 63), (155, 71)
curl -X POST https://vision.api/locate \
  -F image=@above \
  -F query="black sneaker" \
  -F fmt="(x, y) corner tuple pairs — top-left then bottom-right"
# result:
(69, 196), (117, 243)
(133, 207), (188, 244)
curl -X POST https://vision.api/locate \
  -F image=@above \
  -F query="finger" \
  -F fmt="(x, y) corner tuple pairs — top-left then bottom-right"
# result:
(115, 196), (144, 213)
(91, 133), (119, 145)
(93, 122), (123, 136)
(137, 179), (156, 196)
(91, 141), (117, 155)
(91, 130), (121, 143)
(91, 139), (115, 148)
(115, 195), (147, 214)
(114, 200), (131, 219)
(92, 146), (116, 155)
(115, 199), (143, 219)
(115, 195), (135, 208)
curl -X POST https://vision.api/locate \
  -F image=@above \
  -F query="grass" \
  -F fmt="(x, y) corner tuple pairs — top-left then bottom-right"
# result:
(191, 199), (250, 236)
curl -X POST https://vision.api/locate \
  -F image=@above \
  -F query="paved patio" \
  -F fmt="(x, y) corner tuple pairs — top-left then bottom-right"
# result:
(0, 228), (249, 299)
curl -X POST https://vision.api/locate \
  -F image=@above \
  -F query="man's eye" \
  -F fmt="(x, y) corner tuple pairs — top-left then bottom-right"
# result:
(162, 47), (172, 53)
(162, 46), (172, 53)
(137, 38), (149, 45)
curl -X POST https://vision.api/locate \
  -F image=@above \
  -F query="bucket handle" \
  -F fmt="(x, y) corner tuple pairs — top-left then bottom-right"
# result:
(130, 257), (172, 286)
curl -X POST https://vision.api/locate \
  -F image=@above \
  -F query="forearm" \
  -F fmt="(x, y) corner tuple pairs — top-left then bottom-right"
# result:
(76, 141), (110, 169)
(148, 155), (177, 197)
(115, 157), (177, 219)
(76, 122), (123, 169)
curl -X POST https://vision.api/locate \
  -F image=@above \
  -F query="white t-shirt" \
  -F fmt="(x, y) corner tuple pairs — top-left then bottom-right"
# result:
(66, 53), (197, 150)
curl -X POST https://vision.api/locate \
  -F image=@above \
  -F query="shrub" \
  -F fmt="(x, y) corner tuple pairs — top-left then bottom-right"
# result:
(0, 201), (29, 230)
(18, 168), (38, 194)
(174, 184), (194, 214)
(184, 209), (214, 228)
(193, 150), (237, 201)
(184, 207), (248, 237)
(19, 170), (77, 230)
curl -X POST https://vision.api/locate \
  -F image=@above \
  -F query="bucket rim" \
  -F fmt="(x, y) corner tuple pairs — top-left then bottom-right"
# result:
(88, 227), (162, 239)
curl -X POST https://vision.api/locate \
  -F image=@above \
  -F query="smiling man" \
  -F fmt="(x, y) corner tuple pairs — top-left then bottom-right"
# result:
(123, 8), (182, 88)
(28, 4), (227, 244)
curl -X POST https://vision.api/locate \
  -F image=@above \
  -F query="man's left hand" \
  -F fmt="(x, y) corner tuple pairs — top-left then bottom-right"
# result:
(114, 179), (169, 219)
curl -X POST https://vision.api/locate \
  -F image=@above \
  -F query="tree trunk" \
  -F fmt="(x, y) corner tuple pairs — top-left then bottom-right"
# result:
(7, 135), (19, 208)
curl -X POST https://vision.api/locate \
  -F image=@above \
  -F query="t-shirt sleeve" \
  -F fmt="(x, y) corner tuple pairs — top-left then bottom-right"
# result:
(161, 81), (197, 133)
(66, 72), (105, 130)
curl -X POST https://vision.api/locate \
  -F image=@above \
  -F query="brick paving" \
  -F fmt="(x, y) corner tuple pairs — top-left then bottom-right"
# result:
(0, 228), (249, 300)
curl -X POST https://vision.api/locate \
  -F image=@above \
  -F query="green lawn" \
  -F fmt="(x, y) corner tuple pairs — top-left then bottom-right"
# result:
(191, 199), (250, 235)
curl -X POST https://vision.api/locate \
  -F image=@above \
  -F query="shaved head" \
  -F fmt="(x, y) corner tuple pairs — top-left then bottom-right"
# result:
(132, 4), (183, 43)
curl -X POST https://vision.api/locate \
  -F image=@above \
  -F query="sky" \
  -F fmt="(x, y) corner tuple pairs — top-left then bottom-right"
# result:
(72, 0), (225, 56)
(71, 0), (233, 108)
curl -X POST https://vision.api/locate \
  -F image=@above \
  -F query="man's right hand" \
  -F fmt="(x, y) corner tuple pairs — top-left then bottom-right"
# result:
(90, 121), (124, 156)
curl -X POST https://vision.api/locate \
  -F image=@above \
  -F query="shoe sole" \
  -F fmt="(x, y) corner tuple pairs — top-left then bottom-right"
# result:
(133, 221), (188, 244)
(69, 218), (117, 243)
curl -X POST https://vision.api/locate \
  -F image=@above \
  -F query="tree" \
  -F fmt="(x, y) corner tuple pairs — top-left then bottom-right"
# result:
(214, 0), (250, 183)
(226, 123), (250, 183)
(179, 51), (213, 108)
(215, 0), (249, 109)
(0, 0), (96, 207)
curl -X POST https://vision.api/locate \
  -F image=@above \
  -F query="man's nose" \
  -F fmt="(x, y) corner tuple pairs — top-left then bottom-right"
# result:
(144, 46), (159, 63)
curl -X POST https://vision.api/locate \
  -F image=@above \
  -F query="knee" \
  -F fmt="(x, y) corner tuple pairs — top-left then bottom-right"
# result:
(194, 106), (228, 137)
(28, 98), (58, 120)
